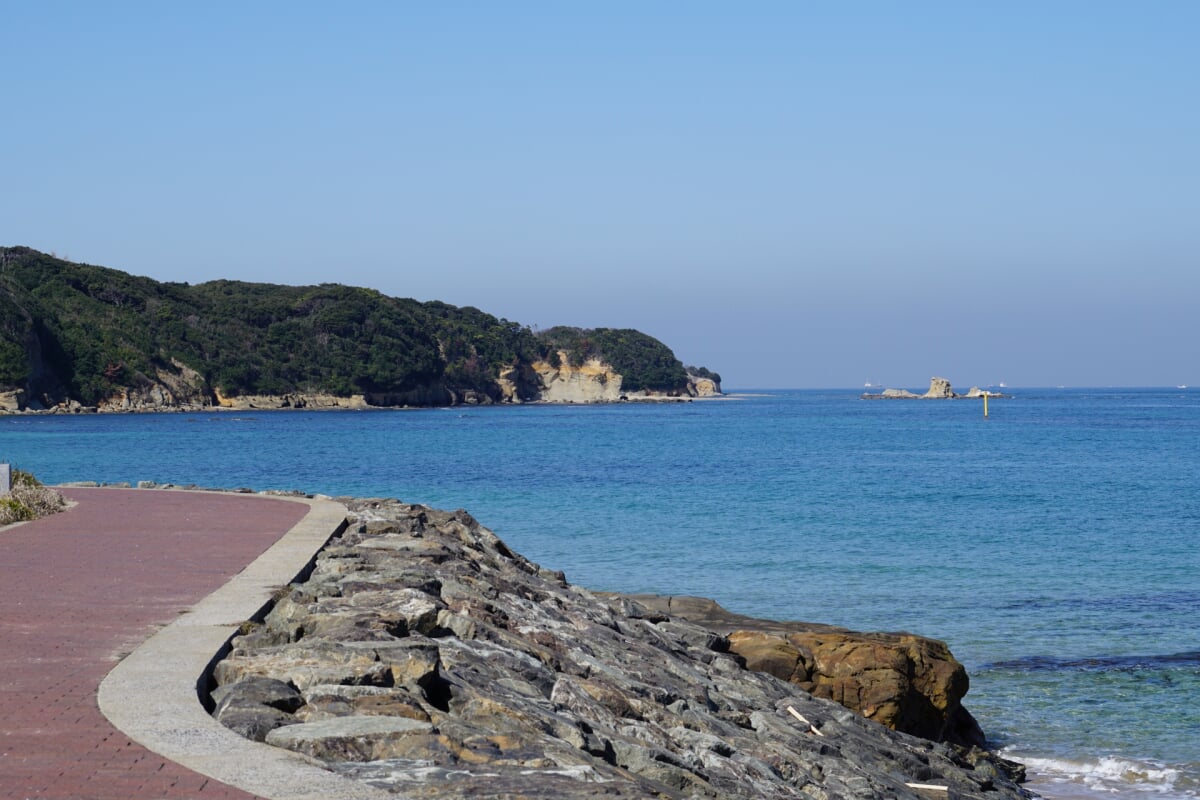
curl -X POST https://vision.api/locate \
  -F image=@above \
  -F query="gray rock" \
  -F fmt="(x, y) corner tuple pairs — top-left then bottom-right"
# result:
(265, 716), (435, 761)
(210, 676), (304, 741)
(212, 497), (1032, 800)
(211, 675), (304, 714)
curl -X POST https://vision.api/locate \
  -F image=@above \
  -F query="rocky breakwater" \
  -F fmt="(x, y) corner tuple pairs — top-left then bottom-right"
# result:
(211, 499), (1029, 799)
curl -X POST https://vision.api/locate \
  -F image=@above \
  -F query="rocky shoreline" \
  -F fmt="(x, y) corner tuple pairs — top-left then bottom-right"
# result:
(0, 392), (716, 416)
(0, 370), (720, 415)
(209, 495), (1032, 799)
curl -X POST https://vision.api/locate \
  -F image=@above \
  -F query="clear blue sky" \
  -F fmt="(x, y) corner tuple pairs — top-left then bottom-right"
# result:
(4, 2), (1197, 388)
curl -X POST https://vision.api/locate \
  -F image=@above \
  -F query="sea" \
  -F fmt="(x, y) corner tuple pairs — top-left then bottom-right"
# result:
(4, 388), (1197, 799)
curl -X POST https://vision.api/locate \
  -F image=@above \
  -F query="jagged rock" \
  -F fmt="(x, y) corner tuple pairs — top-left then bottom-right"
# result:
(495, 363), (542, 403)
(686, 370), (722, 397)
(212, 675), (305, 713)
(90, 360), (213, 411)
(213, 640), (397, 690)
(211, 499), (1028, 799)
(210, 676), (304, 741)
(740, 630), (983, 747)
(866, 378), (977, 400)
(624, 594), (986, 748)
(961, 387), (1009, 400)
(0, 389), (27, 411)
(923, 377), (955, 398)
(298, 684), (432, 723)
(265, 716), (436, 761)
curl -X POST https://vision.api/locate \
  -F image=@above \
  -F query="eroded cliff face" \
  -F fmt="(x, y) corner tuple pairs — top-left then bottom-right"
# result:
(688, 375), (721, 397)
(97, 361), (212, 412)
(495, 363), (543, 403)
(213, 388), (370, 411)
(4, 351), (719, 412)
(0, 389), (27, 411)
(516, 354), (723, 404)
(531, 353), (625, 403)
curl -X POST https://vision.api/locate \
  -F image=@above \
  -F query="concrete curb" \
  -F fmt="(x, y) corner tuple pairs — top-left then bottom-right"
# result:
(97, 492), (394, 800)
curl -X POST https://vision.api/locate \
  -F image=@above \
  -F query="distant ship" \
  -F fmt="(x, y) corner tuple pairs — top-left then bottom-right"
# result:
(1179, 385), (1189, 390)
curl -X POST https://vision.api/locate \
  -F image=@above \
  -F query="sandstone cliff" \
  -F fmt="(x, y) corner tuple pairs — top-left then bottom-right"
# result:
(210, 497), (1026, 799)
(531, 353), (625, 403)
(514, 355), (721, 404)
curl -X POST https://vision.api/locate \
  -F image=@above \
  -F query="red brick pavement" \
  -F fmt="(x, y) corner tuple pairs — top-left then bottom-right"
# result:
(1, 488), (310, 800)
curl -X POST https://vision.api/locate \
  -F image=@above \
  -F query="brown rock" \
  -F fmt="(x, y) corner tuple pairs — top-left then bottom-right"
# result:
(726, 630), (811, 685)
(625, 594), (985, 748)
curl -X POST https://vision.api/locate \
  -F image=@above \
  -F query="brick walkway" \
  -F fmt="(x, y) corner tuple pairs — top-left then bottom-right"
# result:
(0, 488), (310, 800)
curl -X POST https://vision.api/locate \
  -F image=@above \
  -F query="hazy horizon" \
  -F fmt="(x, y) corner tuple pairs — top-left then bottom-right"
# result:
(4, 3), (1196, 389)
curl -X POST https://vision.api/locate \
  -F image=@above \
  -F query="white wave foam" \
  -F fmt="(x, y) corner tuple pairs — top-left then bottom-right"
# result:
(1005, 750), (1193, 797)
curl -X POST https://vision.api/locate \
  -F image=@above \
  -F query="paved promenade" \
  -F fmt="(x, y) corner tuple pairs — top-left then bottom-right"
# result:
(0, 488), (309, 800)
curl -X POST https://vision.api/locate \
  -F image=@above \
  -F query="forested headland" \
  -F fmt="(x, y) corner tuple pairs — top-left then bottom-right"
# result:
(0, 247), (719, 411)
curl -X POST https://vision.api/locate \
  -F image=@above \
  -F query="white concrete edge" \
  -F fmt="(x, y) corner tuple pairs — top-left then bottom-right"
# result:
(97, 492), (396, 800)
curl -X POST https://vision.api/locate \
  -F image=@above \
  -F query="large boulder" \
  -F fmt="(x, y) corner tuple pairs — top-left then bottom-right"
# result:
(210, 676), (304, 742)
(622, 595), (985, 748)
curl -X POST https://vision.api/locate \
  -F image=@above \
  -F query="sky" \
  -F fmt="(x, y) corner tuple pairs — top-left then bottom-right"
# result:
(3, 2), (1197, 389)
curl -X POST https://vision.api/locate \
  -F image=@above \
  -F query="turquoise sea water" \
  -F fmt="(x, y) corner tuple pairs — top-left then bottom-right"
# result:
(4, 389), (1198, 798)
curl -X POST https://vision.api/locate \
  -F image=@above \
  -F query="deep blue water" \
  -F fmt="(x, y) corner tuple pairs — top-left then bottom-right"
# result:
(5, 388), (1198, 798)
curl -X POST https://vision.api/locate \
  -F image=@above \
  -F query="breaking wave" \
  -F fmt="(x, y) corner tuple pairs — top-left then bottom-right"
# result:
(1010, 752), (1198, 798)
